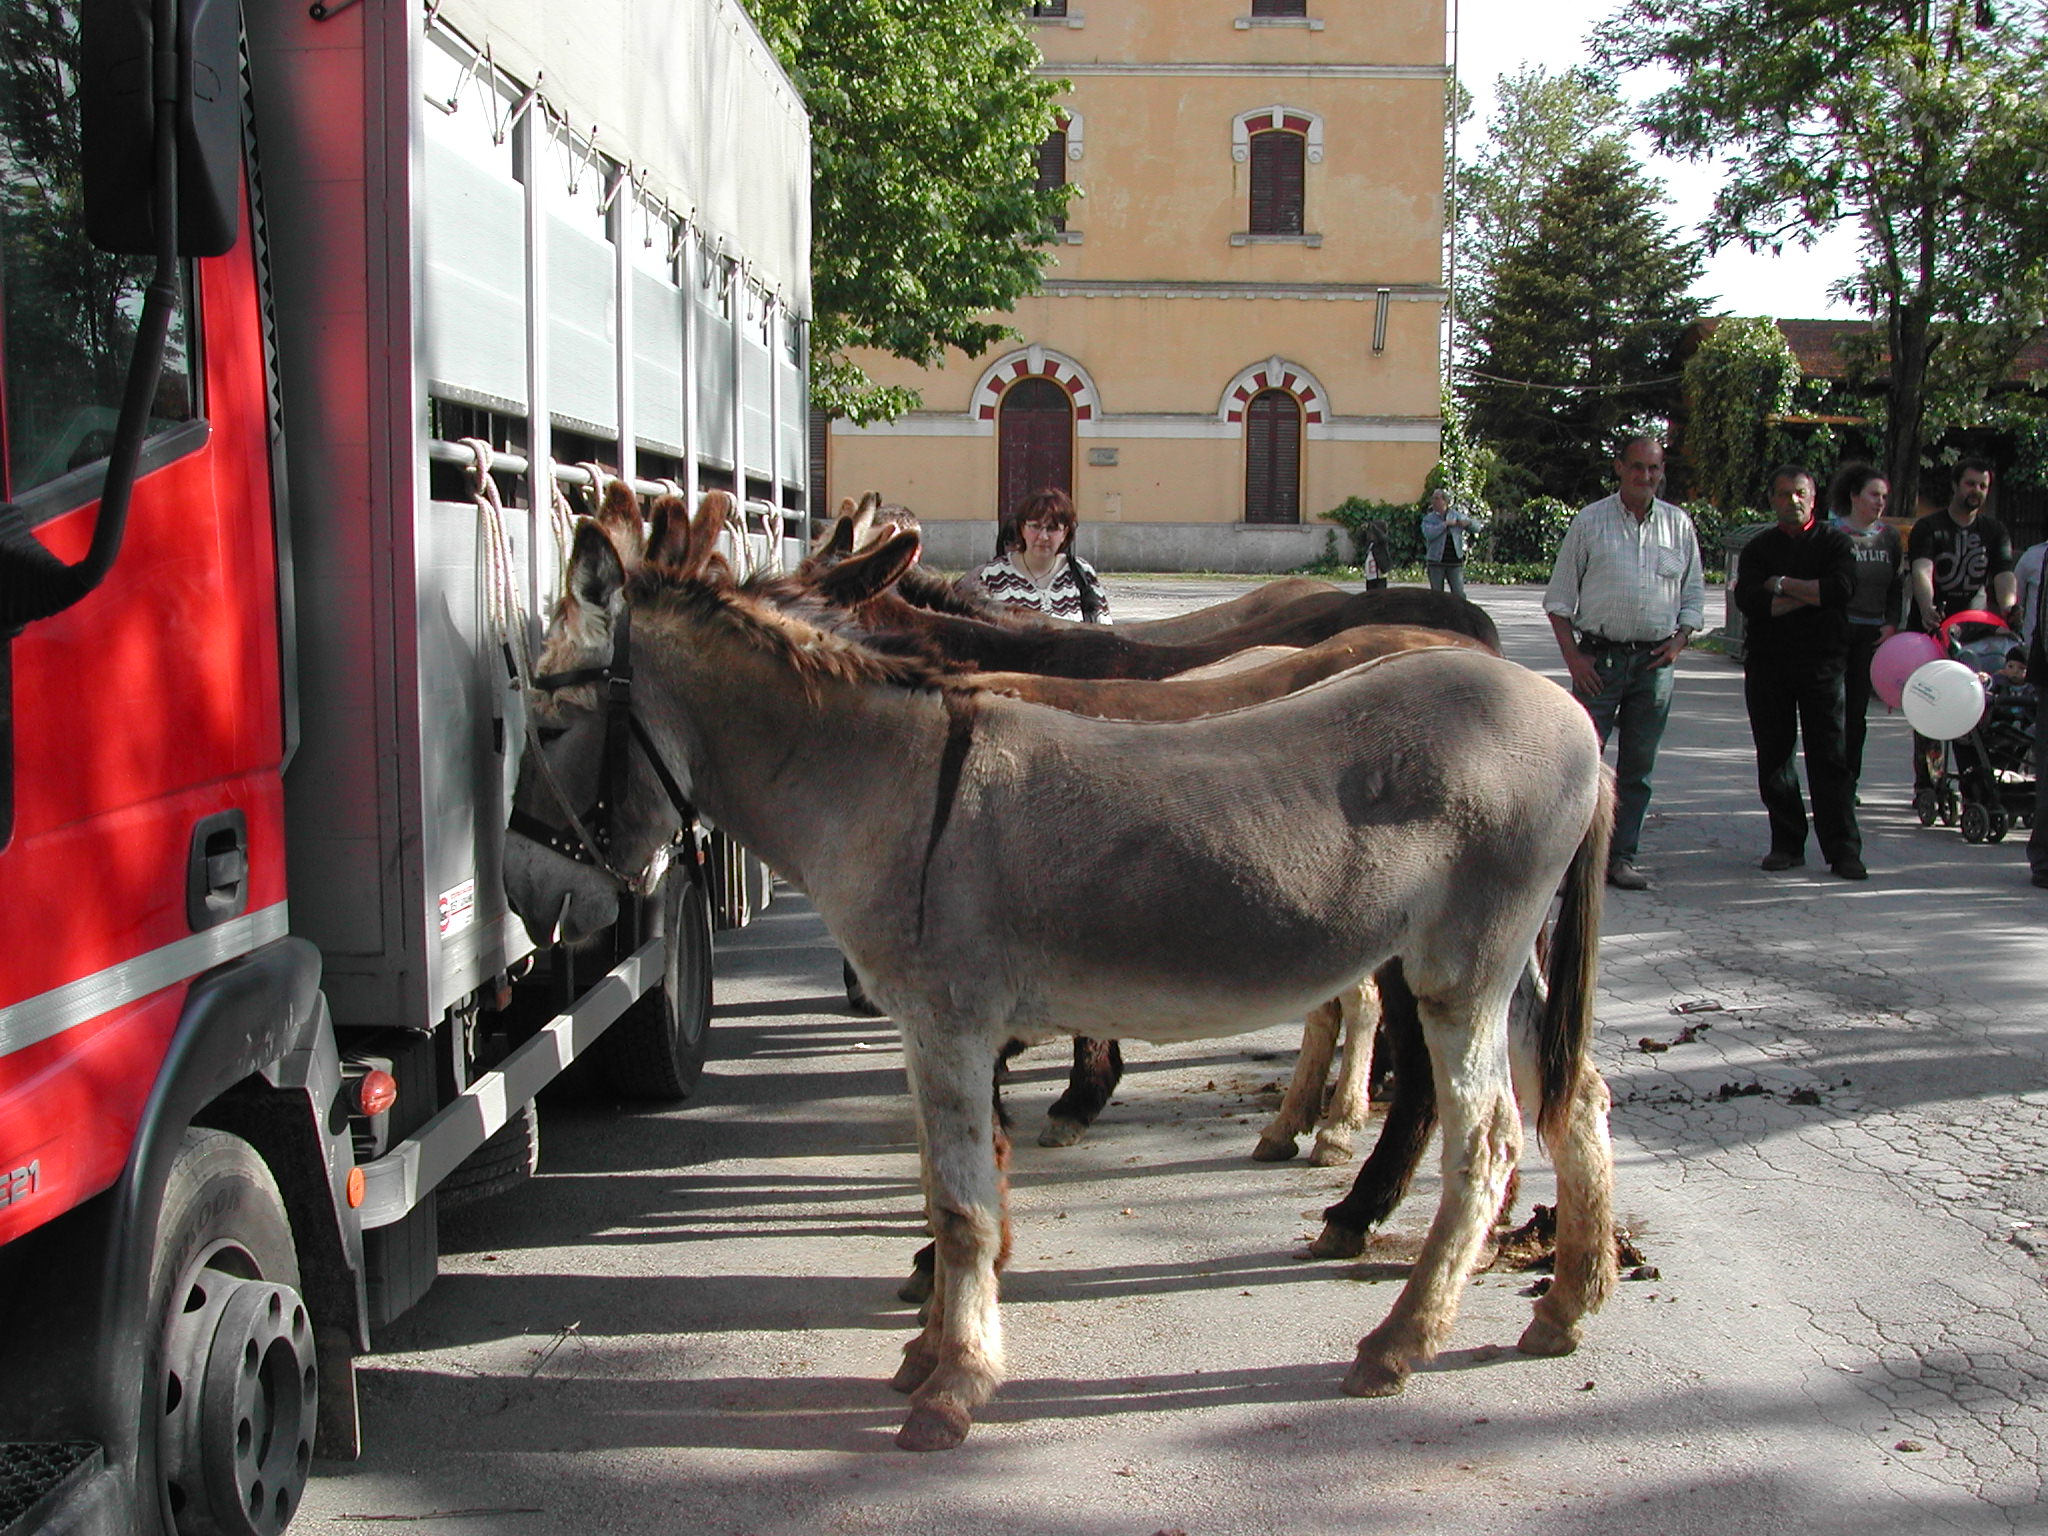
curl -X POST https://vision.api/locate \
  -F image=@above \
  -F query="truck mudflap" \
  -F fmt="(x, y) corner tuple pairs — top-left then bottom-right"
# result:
(353, 935), (665, 1229)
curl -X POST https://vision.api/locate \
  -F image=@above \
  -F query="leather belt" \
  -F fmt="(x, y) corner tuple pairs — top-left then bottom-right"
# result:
(1578, 633), (1670, 653)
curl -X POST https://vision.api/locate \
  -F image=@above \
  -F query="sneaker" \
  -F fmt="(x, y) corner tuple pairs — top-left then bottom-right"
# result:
(1606, 859), (1651, 891)
(1831, 858), (1869, 881)
(1759, 850), (1805, 872)
(2031, 870), (2048, 890)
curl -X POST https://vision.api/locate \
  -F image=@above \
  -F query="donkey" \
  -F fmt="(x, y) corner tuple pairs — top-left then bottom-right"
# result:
(508, 496), (1618, 1451)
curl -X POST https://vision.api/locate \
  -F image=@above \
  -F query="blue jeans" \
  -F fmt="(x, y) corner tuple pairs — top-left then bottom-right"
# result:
(1574, 647), (1675, 862)
(1426, 562), (1466, 599)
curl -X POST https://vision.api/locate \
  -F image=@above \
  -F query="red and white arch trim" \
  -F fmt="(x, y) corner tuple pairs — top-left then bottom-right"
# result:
(972, 345), (1101, 423)
(1232, 106), (1323, 164)
(1219, 356), (1328, 426)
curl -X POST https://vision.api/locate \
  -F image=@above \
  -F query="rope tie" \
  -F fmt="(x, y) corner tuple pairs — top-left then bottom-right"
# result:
(459, 437), (531, 688)
(544, 457), (578, 574)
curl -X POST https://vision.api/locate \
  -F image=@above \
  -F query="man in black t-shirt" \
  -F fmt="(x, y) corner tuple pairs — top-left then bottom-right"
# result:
(1907, 457), (2016, 631)
(1905, 457), (2016, 792)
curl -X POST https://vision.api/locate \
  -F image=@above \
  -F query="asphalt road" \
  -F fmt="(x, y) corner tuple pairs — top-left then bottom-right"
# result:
(300, 579), (2048, 1536)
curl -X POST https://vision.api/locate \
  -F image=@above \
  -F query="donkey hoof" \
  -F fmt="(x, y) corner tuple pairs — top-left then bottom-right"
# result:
(1341, 1350), (1410, 1398)
(1307, 1220), (1367, 1260)
(897, 1268), (934, 1306)
(1251, 1132), (1300, 1162)
(1037, 1118), (1088, 1148)
(1517, 1316), (1582, 1358)
(1307, 1135), (1355, 1167)
(891, 1349), (938, 1395)
(896, 1400), (972, 1452)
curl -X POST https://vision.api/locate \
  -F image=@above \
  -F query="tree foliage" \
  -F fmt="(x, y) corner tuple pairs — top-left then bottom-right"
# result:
(1598, 0), (2048, 514)
(1461, 136), (1706, 507)
(1452, 66), (1626, 372)
(746, 0), (1070, 424)
(1682, 316), (1799, 511)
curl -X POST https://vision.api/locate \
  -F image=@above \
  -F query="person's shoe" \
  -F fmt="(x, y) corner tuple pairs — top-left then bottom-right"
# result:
(1831, 858), (1869, 881)
(2031, 869), (2048, 890)
(1606, 859), (1651, 891)
(1759, 850), (1805, 872)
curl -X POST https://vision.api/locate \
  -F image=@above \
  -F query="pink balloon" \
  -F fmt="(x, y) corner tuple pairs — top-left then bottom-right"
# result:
(1870, 631), (1944, 709)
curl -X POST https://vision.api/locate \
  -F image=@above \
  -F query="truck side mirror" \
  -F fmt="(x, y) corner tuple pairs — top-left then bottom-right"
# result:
(80, 0), (242, 257)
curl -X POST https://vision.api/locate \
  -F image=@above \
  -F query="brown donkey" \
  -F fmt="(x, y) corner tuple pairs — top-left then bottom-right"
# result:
(508, 497), (1618, 1452)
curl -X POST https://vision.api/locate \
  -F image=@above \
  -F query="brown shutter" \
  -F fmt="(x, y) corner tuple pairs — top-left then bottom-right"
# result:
(1036, 130), (1068, 233)
(1244, 390), (1302, 524)
(1251, 0), (1307, 14)
(1248, 131), (1305, 235)
(808, 406), (830, 527)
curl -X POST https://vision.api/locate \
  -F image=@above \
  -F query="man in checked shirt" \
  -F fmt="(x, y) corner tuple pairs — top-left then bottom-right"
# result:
(1543, 436), (1706, 891)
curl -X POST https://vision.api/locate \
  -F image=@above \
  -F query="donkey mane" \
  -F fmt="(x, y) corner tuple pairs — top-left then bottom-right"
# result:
(629, 561), (976, 700)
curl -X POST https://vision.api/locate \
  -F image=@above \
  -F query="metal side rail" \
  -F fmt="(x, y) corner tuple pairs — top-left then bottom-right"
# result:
(354, 937), (663, 1229)
(0, 1442), (100, 1536)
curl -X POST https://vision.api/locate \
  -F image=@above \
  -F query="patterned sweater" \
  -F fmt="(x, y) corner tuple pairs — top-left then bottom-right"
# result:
(957, 552), (1112, 623)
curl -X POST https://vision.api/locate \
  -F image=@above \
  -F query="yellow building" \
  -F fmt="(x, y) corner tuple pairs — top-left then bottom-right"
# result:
(823, 0), (1447, 572)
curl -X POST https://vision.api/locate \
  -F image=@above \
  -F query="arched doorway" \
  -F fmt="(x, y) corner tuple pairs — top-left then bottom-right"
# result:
(1244, 387), (1302, 523)
(998, 377), (1073, 519)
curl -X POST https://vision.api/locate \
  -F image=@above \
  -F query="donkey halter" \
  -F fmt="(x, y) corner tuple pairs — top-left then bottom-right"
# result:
(511, 604), (703, 891)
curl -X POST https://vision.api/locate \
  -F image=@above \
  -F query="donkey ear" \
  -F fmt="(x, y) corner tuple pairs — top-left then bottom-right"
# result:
(568, 518), (628, 611)
(816, 527), (921, 605)
(812, 512), (857, 560)
(685, 490), (735, 576)
(645, 495), (693, 567)
(849, 490), (885, 546)
(596, 476), (644, 568)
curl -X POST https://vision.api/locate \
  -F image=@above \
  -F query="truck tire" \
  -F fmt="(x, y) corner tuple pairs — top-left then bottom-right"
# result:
(438, 1101), (541, 1209)
(150, 1129), (318, 1536)
(594, 872), (714, 1100)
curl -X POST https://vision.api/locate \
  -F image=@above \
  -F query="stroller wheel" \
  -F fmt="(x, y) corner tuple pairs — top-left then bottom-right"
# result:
(1961, 802), (1989, 843)
(1914, 787), (1939, 827)
(1988, 810), (2010, 843)
(1940, 786), (1962, 827)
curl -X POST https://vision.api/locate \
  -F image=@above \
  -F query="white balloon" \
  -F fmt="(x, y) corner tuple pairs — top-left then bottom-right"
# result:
(1900, 659), (1987, 741)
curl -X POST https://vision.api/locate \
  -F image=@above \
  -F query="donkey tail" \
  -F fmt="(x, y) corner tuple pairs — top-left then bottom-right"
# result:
(1535, 766), (1613, 1151)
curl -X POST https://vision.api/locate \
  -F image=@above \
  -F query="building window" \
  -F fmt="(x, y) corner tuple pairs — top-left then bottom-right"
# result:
(1036, 128), (1068, 234)
(1248, 130), (1305, 236)
(997, 377), (1073, 520)
(1251, 0), (1307, 13)
(1244, 389), (1301, 524)
(1028, 0), (1067, 15)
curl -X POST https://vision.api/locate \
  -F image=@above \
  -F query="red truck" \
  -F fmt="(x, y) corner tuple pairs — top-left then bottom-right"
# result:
(0, 2), (810, 1531)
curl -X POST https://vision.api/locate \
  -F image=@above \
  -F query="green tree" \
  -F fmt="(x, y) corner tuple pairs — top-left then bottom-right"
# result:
(1682, 317), (1800, 511)
(746, 0), (1070, 424)
(1599, 0), (2048, 515)
(1462, 137), (1706, 506)
(1452, 66), (1627, 371)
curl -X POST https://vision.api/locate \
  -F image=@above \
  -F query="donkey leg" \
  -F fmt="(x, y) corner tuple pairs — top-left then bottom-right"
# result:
(1312, 964), (1435, 1259)
(1345, 1005), (1520, 1398)
(1040, 1036), (1123, 1147)
(1254, 998), (1341, 1161)
(895, 1035), (1008, 1451)
(1310, 980), (1380, 1166)
(1518, 1062), (1617, 1357)
(903, 1052), (1017, 1307)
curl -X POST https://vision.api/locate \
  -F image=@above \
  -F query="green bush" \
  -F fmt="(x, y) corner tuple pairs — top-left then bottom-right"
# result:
(1489, 495), (1578, 565)
(1323, 495), (1428, 568)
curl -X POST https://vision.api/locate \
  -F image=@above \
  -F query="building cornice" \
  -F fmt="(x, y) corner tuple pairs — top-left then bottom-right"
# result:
(1045, 62), (1448, 79)
(1039, 279), (1447, 301)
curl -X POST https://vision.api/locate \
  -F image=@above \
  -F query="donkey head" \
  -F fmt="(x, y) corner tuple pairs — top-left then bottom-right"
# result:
(505, 493), (728, 947)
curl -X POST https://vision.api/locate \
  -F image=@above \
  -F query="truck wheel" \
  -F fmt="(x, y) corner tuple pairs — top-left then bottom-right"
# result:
(438, 1100), (541, 1209)
(595, 873), (714, 1100)
(151, 1129), (318, 1536)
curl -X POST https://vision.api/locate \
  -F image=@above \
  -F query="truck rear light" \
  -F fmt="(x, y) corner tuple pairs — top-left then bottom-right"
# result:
(346, 1166), (366, 1208)
(352, 1069), (398, 1118)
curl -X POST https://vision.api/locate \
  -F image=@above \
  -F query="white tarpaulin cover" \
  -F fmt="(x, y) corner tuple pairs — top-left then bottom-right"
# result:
(434, 0), (811, 312)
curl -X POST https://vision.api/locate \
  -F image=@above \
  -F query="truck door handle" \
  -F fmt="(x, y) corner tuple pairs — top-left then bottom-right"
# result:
(187, 809), (249, 930)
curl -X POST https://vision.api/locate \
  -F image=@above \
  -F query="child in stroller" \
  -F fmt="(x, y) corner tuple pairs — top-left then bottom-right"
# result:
(1934, 620), (2038, 842)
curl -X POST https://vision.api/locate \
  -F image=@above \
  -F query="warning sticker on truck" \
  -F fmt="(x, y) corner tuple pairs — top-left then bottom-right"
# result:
(439, 878), (477, 938)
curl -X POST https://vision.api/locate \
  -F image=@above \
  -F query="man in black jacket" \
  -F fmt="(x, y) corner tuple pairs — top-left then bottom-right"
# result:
(1733, 465), (1865, 880)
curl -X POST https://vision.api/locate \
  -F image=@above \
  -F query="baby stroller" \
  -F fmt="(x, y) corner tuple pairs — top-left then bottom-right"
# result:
(1914, 610), (2037, 843)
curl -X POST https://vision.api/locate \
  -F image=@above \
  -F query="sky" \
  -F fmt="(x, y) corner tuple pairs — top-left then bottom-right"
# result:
(1451, 0), (1864, 320)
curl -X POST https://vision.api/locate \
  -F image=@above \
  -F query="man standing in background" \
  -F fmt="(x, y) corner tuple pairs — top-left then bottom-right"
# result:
(1733, 466), (1864, 879)
(1906, 458), (2017, 799)
(1545, 436), (1706, 891)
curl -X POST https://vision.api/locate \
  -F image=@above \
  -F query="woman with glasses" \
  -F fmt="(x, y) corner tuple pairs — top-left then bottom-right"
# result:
(957, 487), (1111, 623)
